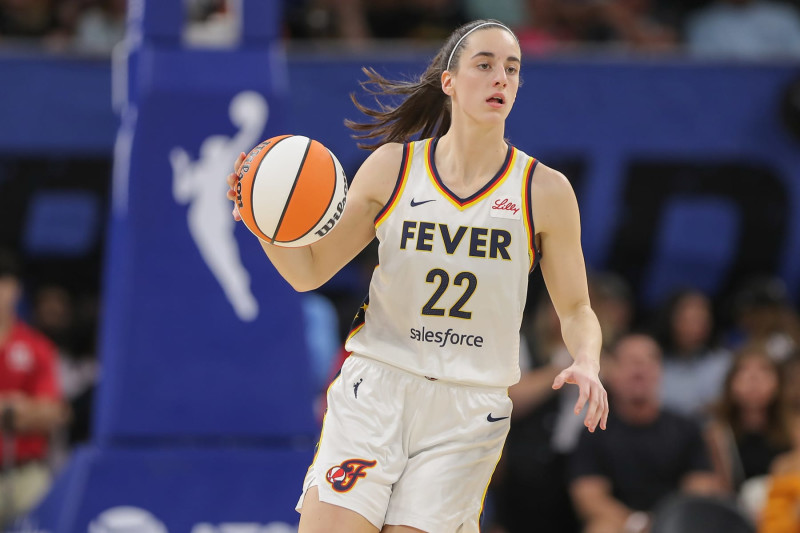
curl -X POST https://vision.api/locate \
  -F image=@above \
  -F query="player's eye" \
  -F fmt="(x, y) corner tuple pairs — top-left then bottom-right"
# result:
(506, 66), (518, 75)
(477, 63), (490, 70)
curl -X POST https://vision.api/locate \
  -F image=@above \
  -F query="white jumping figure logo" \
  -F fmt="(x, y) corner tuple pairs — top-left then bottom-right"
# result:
(170, 91), (268, 322)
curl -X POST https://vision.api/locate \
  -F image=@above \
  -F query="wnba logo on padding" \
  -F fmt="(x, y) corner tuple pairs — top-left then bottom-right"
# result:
(169, 91), (269, 322)
(89, 506), (167, 533)
(326, 458), (377, 492)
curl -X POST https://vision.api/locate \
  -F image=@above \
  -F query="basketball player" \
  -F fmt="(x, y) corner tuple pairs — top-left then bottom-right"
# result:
(225, 19), (608, 533)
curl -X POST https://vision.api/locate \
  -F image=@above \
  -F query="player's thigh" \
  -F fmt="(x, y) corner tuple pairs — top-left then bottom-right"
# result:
(386, 385), (511, 531)
(299, 486), (379, 533)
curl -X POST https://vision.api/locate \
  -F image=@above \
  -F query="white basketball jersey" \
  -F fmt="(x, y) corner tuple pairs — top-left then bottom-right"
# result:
(345, 137), (541, 387)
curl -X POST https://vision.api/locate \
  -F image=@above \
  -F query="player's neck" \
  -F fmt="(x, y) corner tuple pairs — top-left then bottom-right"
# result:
(437, 124), (507, 189)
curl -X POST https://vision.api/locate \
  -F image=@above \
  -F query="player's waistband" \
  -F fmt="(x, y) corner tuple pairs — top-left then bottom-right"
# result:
(348, 352), (509, 394)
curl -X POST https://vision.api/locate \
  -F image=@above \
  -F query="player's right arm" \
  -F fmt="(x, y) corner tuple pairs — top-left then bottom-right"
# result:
(225, 143), (403, 292)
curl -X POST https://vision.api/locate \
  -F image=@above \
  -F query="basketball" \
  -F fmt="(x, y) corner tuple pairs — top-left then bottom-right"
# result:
(236, 135), (348, 247)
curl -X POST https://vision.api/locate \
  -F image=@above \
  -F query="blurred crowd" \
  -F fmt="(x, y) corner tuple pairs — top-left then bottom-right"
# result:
(7, 233), (800, 531)
(0, 0), (125, 53)
(3, 0), (800, 58)
(485, 272), (800, 533)
(288, 0), (800, 58)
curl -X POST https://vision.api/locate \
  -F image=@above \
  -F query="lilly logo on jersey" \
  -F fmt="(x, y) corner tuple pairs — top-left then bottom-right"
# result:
(490, 197), (522, 220)
(326, 459), (377, 493)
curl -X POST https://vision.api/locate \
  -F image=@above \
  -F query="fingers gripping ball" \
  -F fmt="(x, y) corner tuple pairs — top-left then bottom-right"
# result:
(236, 135), (348, 247)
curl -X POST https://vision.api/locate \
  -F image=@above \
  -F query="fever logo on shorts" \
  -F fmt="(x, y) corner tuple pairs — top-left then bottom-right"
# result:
(325, 458), (377, 493)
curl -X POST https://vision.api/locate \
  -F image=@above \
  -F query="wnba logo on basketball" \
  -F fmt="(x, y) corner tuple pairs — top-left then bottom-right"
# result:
(325, 458), (377, 492)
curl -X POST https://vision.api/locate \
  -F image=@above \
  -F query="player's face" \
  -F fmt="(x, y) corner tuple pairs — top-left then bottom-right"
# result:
(448, 28), (521, 124)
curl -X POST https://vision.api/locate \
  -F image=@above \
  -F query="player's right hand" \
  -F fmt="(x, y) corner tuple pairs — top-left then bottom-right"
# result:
(225, 151), (247, 221)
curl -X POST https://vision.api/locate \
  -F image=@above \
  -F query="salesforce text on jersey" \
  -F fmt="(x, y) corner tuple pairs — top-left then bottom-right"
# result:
(410, 327), (484, 347)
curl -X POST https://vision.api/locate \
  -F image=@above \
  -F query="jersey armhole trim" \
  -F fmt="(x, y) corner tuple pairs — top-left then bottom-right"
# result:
(522, 158), (542, 272)
(374, 143), (414, 228)
(346, 294), (369, 343)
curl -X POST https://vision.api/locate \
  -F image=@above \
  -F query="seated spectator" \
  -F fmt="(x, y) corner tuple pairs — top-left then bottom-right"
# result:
(559, 0), (678, 51)
(0, 250), (66, 527)
(491, 291), (581, 533)
(31, 285), (96, 449)
(569, 333), (718, 533)
(463, 0), (529, 29)
(293, 0), (465, 43)
(73, 0), (125, 53)
(526, 2), (575, 53)
(0, 0), (60, 40)
(706, 344), (791, 499)
(726, 276), (800, 362)
(780, 352), (800, 414)
(687, 0), (800, 59)
(653, 288), (731, 424)
(750, 352), (800, 525)
(758, 409), (800, 533)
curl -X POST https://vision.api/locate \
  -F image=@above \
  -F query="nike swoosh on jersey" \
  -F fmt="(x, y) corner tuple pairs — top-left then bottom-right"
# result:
(487, 413), (510, 422)
(410, 198), (436, 207)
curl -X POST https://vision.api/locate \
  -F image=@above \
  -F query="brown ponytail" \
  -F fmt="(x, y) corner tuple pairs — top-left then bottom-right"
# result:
(345, 19), (517, 150)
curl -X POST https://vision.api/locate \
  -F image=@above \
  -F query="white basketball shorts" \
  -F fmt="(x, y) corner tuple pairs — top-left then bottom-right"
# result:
(296, 353), (512, 532)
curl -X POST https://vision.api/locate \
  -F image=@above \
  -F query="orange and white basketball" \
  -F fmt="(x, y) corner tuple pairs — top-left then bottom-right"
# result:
(236, 135), (348, 247)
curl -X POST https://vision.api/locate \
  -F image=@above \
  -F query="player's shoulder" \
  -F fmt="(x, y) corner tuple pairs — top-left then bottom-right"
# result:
(531, 161), (571, 192)
(363, 142), (405, 167)
(529, 160), (576, 211)
(356, 142), (405, 181)
(350, 142), (408, 207)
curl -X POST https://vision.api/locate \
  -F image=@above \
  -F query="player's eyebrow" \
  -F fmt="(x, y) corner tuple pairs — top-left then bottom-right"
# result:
(470, 51), (521, 63)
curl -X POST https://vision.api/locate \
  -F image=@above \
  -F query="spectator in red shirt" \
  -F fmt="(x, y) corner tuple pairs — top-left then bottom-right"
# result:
(0, 250), (65, 526)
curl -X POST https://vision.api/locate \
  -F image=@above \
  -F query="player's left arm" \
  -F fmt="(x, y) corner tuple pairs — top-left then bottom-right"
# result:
(532, 164), (608, 432)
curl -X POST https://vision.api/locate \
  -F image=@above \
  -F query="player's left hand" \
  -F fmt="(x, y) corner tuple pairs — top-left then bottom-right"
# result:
(552, 358), (608, 432)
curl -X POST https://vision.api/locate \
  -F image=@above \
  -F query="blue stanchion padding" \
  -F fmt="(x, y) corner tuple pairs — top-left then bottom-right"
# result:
(22, 445), (312, 533)
(95, 0), (314, 441)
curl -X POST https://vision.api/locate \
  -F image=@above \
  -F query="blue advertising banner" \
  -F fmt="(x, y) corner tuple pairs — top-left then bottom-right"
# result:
(94, 47), (317, 441)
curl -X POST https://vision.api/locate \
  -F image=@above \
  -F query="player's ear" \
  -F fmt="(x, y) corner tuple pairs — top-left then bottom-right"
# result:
(441, 70), (454, 97)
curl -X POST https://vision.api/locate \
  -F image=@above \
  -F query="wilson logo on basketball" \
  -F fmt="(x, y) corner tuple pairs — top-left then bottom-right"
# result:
(315, 196), (346, 238)
(325, 458), (377, 493)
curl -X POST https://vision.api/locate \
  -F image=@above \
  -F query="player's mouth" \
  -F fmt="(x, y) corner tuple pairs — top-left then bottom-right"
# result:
(486, 94), (505, 108)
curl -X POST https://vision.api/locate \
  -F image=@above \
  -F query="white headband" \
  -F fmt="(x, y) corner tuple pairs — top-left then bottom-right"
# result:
(446, 22), (517, 72)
